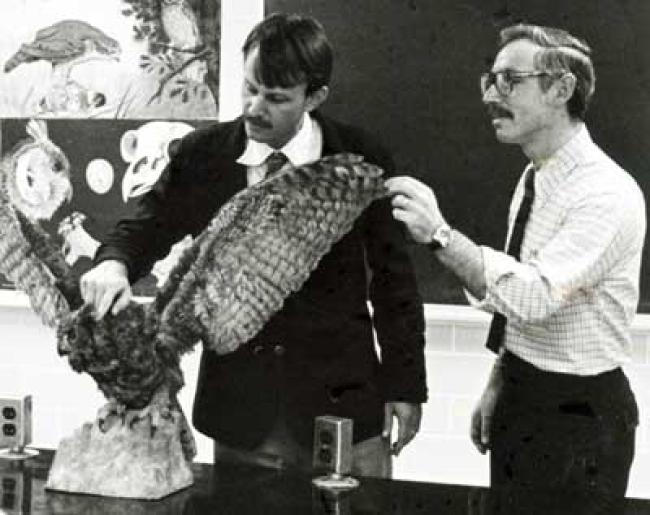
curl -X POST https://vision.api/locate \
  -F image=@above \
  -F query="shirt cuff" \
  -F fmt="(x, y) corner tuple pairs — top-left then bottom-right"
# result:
(465, 246), (520, 313)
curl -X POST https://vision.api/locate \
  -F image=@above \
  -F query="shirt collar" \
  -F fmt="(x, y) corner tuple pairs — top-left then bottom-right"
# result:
(533, 123), (597, 203)
(236, 113), (322, 167)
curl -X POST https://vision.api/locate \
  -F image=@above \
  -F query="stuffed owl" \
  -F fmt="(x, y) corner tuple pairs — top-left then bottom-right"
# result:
(0, 127), (386, 463)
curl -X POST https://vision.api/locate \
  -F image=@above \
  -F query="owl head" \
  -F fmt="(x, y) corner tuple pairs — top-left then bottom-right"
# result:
(2, 119), (72, 221)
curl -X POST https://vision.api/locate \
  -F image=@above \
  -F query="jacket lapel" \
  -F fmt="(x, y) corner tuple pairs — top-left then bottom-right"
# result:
(219, 117), (248, 194)
(313, 111), (344, 157)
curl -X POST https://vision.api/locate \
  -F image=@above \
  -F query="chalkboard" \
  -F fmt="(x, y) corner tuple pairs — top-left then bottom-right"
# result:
(268, 0), (650, 312)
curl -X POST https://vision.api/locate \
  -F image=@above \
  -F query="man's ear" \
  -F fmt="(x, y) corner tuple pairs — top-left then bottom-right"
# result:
(552, 72), (577, 107)
(305, 86), (329, 112)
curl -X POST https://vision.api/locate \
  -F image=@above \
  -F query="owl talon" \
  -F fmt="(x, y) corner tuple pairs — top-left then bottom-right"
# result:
(96, 398), (126, 432)
(123, 398), (175, 436)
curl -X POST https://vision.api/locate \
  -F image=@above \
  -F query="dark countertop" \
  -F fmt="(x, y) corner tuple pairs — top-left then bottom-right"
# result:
(2, 450), (650, 514)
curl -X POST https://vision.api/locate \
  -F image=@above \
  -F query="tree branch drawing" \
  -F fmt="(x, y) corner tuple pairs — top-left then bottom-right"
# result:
(121, 0), (220, 110)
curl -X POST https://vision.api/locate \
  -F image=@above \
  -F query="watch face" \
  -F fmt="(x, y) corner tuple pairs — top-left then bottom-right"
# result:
(431, 224), (451, 249)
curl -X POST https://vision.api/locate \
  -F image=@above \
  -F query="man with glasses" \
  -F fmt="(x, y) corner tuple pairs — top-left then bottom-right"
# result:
(386, 23), (645, 509)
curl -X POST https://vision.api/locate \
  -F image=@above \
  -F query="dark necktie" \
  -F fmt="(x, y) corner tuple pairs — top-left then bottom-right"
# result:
(264, 151), (289, 177)
(485, 167), (536, 353)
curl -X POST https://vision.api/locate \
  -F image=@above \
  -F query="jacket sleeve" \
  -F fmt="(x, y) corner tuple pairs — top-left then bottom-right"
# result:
(361, 137), (428, 404)
(93, 132), (202, 283)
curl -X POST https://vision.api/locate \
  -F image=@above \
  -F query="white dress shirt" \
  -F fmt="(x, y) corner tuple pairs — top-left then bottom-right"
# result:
(475, 124), (646, 375)
(237, 113), (323, 186)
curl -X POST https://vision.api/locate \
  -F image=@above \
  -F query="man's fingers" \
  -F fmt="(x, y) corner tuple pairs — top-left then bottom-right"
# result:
(382, 405), (394, 439)
(386, 176), (439, 210)
(94, 289), (118, 320)
(470, 413), (480, 447)
(385, 176), (431, 199)
(470, 408), (486, 454)
(392, 427), (420, 456)
(390, 193), (410, 209)
(111, 287), (132, 315)
(391, 194), (430, 220)
(480, 412), (492, 448)
(392, 435), (405, 456)
(79, 277), (95, 305)
(392, 207), (435, 244)
(390, 405), (421, 456)
(392, 428), (417, 456)
(79, 260), (131, 320)
(391, 206), (416, 226)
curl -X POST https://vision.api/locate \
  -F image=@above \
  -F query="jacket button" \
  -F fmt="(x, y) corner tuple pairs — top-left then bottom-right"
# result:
(252, 345), (264, 355)
(273, 344), (286, 356)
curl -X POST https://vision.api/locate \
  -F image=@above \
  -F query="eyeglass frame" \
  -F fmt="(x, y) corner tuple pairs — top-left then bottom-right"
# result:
(480, 69), (560, 97)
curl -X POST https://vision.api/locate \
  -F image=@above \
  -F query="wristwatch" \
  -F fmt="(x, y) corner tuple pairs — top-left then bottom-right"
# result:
(427, 223), (452, 251)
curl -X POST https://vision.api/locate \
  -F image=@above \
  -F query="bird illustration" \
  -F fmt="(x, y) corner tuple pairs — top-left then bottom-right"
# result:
(159, 0), (205, 83)
(38, 79), (106, 116)
(0, 119), (76, 327)
(4, 20), (121, 81)
(3, 119), (73, 222)
(0, 128), (387, 464)
(119, 121), (195, 202)
(58, 212), (101, 265)
(160, 0), (202, 52)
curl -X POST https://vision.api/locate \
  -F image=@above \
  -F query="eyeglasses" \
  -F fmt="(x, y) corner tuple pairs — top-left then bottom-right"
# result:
(480, 70), (555, 97)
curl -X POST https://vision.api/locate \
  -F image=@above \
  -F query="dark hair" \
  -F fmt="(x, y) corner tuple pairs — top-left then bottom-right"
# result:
(499, 24), (595, 119)
(242, 12), (333, 95)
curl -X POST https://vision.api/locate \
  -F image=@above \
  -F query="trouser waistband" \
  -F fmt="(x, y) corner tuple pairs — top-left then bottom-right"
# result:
(501, 350), (627, 398)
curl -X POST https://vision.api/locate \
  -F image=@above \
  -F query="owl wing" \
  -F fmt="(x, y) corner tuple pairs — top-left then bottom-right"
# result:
(152, 153), (386, 357)
(0, 203), (75, 327)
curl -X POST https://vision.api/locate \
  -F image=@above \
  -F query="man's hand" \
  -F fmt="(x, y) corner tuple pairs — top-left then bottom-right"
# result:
(79, 260), (132, 319)
(470, 360), (504, 454)
(385, 176), (446, 244)
(470, 390), (499, 454)
(382, 402), (422, 456)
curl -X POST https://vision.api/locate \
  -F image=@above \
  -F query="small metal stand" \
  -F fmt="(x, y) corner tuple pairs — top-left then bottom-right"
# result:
(311, 416), (360, 493)
(0, 446), (39, 461)
(312, 472), (359, 491)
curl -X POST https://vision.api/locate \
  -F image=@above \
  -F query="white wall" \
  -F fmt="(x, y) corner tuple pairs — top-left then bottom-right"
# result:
(218, 0), (265, 121)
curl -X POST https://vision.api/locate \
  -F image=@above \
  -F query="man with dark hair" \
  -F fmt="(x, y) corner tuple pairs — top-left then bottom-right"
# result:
(387, 23), (645, 508)
(80, 12), (427, 476)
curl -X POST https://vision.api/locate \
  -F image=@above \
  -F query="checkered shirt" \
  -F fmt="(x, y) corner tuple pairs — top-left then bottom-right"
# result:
(478, 125), (646, 375)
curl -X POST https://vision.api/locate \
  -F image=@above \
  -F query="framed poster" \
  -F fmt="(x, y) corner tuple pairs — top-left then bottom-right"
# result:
(0, 0), (221, 119)
(0, 0), (263, 293)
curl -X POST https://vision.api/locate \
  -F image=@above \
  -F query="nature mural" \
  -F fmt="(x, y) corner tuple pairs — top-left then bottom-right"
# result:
(0, 0), (221, 119)
(0, 0), (226, 292)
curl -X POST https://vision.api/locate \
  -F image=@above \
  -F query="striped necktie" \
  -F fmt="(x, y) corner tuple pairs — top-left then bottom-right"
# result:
(264, 151), (289, 177)
(485, 167), (536, 354)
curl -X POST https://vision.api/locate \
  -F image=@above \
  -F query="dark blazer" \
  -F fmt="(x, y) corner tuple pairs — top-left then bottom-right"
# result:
(96, 112), (427, 449)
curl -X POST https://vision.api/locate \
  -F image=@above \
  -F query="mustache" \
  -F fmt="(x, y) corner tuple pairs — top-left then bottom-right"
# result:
(486, 103), (513, 119)
(245, 116), (273, 129)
